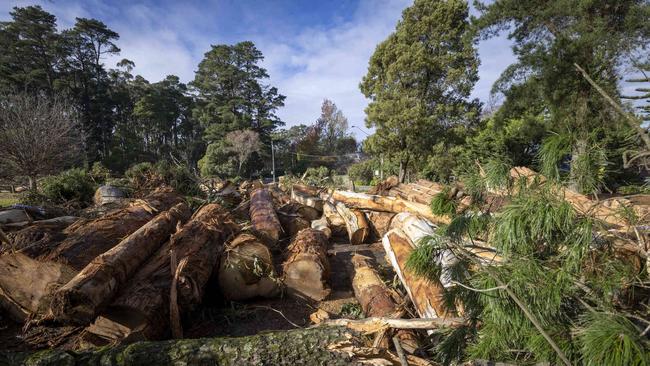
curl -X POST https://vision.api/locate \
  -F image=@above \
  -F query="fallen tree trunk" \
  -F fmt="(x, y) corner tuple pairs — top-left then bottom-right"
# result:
(277, 202), (319, 237)
(250, 188), (283, 246)
(4, 224), (68, 258)
(329, 190), (450, 225)
(283, 228), (331, 301)
(335, 203), (369, 245)
(218, 233), (280, 301)
(1, 327), (432, 366)
(171, 204), (238, 310)
(0, 253), (76, 321)
(43, 187), (184, 270)
(364, 211), (395, 241)
(1, 216), (78, 230)
(323, 201), (347, 237)
(382, 228), (453, 319)
(291, 188), (324, 212)
(351, 254), (418, 351)
(50, 203), (191, 324)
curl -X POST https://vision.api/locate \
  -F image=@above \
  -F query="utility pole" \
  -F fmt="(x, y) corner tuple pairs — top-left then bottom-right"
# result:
(271, 139), (276, 183)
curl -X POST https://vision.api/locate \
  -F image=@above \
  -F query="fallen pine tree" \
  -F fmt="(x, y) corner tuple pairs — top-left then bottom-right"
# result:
(0, 326), (434, 366)
(50, 203), (191, 324)
(249, 188), (283, 246)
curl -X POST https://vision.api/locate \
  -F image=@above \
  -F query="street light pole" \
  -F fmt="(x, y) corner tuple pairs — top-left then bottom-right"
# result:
(271, 139), (276, 183)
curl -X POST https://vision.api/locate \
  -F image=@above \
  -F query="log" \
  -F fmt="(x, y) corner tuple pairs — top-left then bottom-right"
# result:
(3, 224), (68, 258)
(364, 211), (396, 241)
(0, 253), (76, 321)
(323, 317), (464, 331)
(291, 188), (324, 212)
(1, 216), (78, 230)
(249, 188), (283, 246)
(323, 201), (347, 237)
(382, 228), (453, 319)
(50, 203), (191, 324)
(311, 215), (332, 239)
(277, 211), (310, 238)
(292, 183), (321, 197)
(171, 204), (238, 310)
(218, 233), (280, 301)
(43, 187), (184, 270)
(335, 202), (369, 245)
(351, 254), (418, 351)
(282, 228), (331, 301)
(0, 327), (433, 366)
(329, 190), (450, 225)
(279, 202), (320, 221)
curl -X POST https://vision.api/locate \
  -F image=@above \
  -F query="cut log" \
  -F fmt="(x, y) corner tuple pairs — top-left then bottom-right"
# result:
(218, 233), (280, 301)
(268, 184), (292, 206)
(3, 224), (68, 258)
(292, 183), (321, 197)
(277, 211), (310, 238)
(382, 228), (453, 319)
(1, 327), (433, 366)
(50, 203), (191, 324)
(311, 215), (332, 239)
(249, 188), (283, 246)
(364, 211), (396, 241)
(329, 190), (450, 225)
(323, 201), (347, 237)
(335, 202), (369, 245)
(171, 204), (238, 310)
(43, 187), (184, 270)
(0, 253), (76, 321)
(279, 202), (320, 221)
(351, 254), (418, 352)
(283, 228), (331, 301)
(291, 188), (324, 212)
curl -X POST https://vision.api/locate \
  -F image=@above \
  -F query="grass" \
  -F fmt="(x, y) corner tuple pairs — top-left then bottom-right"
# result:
(0, 192), (21, 207)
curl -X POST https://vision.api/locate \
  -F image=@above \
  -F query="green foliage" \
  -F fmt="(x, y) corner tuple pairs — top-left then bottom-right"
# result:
(483, 158), (512, 191)
(578, 313), (648, 366)
(538, 133), (572, 181)
(430, 188), (457, 216)
(347, 160), (375, 185)
(360, 0), (479, 179)
(405, 235), (446, 282)
(339, 303), (363, 319)
(40, 168), (97, 204)
(125, 161), (200, 196)
(90, 162), (110, 183)
(302, 166), (331, 186)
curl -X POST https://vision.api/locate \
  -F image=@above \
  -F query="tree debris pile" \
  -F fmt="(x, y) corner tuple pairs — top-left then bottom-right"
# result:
(0, 172), (648, 365)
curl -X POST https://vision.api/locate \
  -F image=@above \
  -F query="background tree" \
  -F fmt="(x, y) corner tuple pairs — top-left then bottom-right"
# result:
(473, 0), (650, 192)
(226, 130), (261, 175)
(360, 0), (480, 182)
(0, 93), (82, 189)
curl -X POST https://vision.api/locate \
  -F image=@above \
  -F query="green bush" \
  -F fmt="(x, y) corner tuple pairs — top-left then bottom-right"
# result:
(40, 168), (97, 205)
(90, 162), (111, 184)
(348, 160), (375, 185)
(303, 166), (331, 186)
(125, 161), (200, 196)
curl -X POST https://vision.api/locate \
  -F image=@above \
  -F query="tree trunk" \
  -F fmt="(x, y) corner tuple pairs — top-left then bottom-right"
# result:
(334, 203), (369, 245)
(171, 204), (238, 310)
(323, 201), (347, 237)
(1, 327), (430, 366)
(50, 203), (191, 324)
(291, 189), (324, 212)
(249, 188), (283, 246)
(218, 233), (279, 301)
(311, 215), (332, 239)
(282, 228), (331, 301)
(329, 190), (450, 225)
(398, 161), (406, 183)
(0, 253), (76, 321)
(351, 254), (419, 352)
(569, 138), (588, 193)
(43, 187), (184, 270)
(382, 228), (454, 319)
(363, 211), (396, 241)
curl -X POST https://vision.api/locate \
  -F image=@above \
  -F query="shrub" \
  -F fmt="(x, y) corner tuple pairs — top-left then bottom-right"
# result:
(348, 160), (375, 185)
(90, 162), (111, 184)
(40, 168), (97, 205)
(303, 166), (330, 186)
(125, 161), (200, 196)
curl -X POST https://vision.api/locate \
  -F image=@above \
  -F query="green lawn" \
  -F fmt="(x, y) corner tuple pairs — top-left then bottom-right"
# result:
(0, 193), (20, 208)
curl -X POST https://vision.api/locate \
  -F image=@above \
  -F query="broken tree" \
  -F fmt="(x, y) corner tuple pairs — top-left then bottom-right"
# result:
(218, 233), (280, 301)
(282, 228), (331, 301)
(250, 188), (283, 246)
(50, 203), (191, 324)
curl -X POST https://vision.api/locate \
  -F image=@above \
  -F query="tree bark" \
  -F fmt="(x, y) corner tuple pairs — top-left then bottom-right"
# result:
(382, 228), (453, 319)
(351, 254), (419, 351)
(43, 187), (184, 270)
(335, 203), (369, 245)
(218, 233), (280, 301)
(50, 203), (191, 324)
(171, 203), (238, 310)
(329, 190), (450, 225)
(282, 228), (331, 301)
(1, 327), (428, 366)
(249, 188), (283, 246)
(291, 188), (324, 212)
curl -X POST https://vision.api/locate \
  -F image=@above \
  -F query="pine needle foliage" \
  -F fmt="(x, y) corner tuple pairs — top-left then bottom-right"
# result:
(430, 187), (458, 216)
(577, 312), (648, 366)
(538, 133), (572, 181)
(483, 157), (513, 191)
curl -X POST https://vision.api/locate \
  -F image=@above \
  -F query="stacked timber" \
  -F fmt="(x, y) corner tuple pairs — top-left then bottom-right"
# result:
(282, 228), (331, 301)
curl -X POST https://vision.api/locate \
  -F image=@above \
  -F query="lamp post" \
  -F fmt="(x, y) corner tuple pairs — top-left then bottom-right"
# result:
(351, 125), (383, 180)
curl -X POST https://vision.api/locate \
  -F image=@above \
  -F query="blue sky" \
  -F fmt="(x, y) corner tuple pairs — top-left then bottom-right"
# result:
(1, 0), (518, 138)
